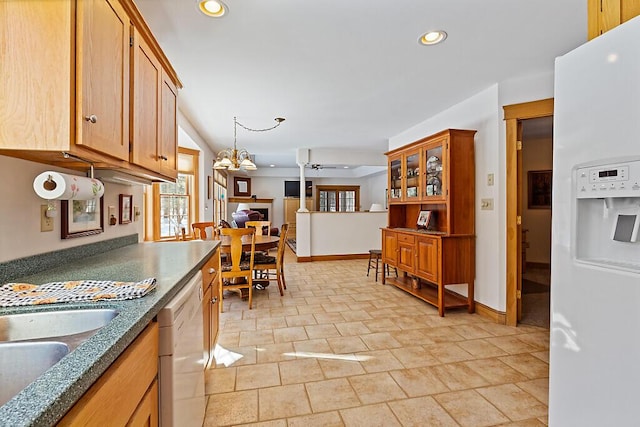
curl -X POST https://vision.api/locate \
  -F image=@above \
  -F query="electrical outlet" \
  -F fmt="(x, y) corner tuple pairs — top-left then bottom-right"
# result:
(487, 173), (494, 186)
(480, 198), (494, 210)
(41, 205), (54, 232)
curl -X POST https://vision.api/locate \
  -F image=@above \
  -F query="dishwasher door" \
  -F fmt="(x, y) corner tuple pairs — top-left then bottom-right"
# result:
(158, 271), (205, 427)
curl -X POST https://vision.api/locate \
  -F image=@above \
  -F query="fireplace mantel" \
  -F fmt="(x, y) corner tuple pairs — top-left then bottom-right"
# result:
(229, 197), (274, 204)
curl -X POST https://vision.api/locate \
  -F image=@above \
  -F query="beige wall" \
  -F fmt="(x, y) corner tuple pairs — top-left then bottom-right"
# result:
(0, 155), (144, 263)
(521, 136), (553, 265)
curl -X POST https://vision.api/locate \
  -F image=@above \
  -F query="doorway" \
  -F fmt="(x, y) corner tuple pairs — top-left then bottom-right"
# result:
(503, 99), (554, 327)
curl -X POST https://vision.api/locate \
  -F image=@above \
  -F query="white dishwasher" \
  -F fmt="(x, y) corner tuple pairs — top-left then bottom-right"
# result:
(158, 271), (205, 427)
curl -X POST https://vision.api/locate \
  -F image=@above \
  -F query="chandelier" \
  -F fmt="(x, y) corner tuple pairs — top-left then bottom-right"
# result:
(213, 116), (285, 171)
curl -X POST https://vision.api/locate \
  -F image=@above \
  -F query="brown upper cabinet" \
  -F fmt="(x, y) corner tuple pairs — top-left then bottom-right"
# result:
(588, 0), (640, 39)
(0, 0), (181, 181)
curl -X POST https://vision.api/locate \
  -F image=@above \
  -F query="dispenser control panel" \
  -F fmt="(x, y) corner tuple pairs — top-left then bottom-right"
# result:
(576, 160), (640, 198)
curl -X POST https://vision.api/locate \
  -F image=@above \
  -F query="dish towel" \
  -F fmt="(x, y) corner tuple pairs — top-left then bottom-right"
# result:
(0, 278), (156, 307)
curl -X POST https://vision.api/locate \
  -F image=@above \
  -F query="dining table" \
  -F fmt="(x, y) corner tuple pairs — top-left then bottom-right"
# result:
(217, 234), (280, 253)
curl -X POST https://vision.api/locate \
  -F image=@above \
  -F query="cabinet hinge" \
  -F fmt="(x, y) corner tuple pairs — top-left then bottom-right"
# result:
(516, 216), (522, 225)
(516, 140), (522, 151)
(516, 289), (522, 299)
(130, 36), (134, 47)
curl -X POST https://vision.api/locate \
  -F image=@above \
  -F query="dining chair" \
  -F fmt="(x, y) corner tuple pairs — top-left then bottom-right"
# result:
(191, 222), (217, 240)
(253, 223), (289, 296)
(219, 227), (256, 311)
(245, 220), (271, 236)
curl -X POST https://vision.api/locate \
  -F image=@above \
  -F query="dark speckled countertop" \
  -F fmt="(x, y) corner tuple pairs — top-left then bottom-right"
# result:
(0, 239), (219, 427)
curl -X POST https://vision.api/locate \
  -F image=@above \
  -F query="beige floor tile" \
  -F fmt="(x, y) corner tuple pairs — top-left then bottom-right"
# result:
(495, 419), (547, 426)
(388, 396), (458, 427)
(390, 328), (435, 346)
(327, 336), (369, 354)
(517, 332), (550, 350)
(215, 345), (257, 366)
(363, 318), (402, 332)
(451, 324), (496, 339)
(239, 330), (275, 346)
(205, 367), (236, 395)
(305, 324), (341, 339)
(221, 319), (257, 332)
(431, 362), (491, 391)
(258, 383), (312, 420)
(334, 321), (371, 336)
(341, 309), (373, 321)
(458, 339), (510, 358)
(530, 350), (550, 363)
(257, 317), (288, 330)
(318, 357), (366, 378)
(305, 378), (361, 412)
(390, 345), (441, 369)
(477, 384), (547, 421)
(321, 302), (351, 312)
(427, 342), (475, 363)
(422, 326), (465, 343)
(279, 358), (325, 384)
(499, 354), (549, 379)
(486, 335), (539, 355)
(236, 363), (281, 390)
(360, 332), (402, 350)
(205, 390), (258, 426)
(292, 338), (332, 354)
(359, 349), (404, 373)
(476, 322), (520, 337)
(313, 312), (347, 324)
(256, 342), (297, 363)
(285, 314), (318, 327)
(435, 389), (510, 427)
(217, 331), (240, 347)
(464, 358), (528, 385)
(273, 326), (309, 343)
(340, 403), (402, 427)
(516, 378), (549, 404)
(295, 303), (326, 314)
(287, 411), (344, 427)
(348, 372), (407, 404)
(389, 367), (450, 397)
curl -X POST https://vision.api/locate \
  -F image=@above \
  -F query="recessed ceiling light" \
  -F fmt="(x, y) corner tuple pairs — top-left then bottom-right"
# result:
(198, 0), (228, 17)
(343, 166), (349, 169)
(419, 30), (447, 46)
(270, 164), (276, 168)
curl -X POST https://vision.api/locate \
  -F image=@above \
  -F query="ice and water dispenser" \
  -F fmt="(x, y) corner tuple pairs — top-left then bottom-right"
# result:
(574, 158), (640, 272)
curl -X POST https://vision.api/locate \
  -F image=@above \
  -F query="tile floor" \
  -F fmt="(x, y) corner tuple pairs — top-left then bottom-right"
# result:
(205, 250), (550, 426)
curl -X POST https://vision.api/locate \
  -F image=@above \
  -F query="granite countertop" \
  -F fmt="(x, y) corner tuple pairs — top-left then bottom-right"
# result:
(0, 239), (219, 427)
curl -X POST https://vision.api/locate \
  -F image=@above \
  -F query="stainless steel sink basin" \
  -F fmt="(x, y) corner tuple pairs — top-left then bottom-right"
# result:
(0, 308), (119, 343)
(0, 341), (69, 406)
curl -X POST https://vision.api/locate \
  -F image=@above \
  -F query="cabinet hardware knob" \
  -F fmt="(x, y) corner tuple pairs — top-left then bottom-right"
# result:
(84, 114), (98, 123)
(211, 297), (218, 304)
(208, 268), (216, 274)
(159, 155), (168, 161)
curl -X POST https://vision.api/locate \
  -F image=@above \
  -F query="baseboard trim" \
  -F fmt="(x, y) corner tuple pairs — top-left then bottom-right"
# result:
(475, 301), (507, 324)
(296, 253), (369, 262)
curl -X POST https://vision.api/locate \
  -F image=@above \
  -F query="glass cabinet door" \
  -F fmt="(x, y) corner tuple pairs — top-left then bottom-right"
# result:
(424, 141), (445, 199)
(404, 150), (421, 201)
(389, 156), (402, 202)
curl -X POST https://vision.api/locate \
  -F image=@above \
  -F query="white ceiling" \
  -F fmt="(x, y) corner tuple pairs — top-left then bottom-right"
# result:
(135, 0), (585, 171)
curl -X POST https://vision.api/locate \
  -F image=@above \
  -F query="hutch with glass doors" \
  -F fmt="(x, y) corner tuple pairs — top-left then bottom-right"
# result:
(383, 129), (476, 316)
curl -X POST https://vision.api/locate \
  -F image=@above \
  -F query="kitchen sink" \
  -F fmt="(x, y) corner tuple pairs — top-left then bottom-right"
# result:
(0, 308), (119, 343)
(0, 341), (69, 406)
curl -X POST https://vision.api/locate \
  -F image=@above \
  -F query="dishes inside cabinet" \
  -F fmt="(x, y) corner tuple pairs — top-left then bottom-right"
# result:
(426, 156), (442, 173)
(426, 175), (442, 196)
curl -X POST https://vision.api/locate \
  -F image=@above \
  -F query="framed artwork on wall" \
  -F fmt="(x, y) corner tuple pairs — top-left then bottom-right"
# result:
(234, 176), (251, 197)
(61, 197), (104, 239)
(528, 170), (552, 209)
(119, 194), (133, 224)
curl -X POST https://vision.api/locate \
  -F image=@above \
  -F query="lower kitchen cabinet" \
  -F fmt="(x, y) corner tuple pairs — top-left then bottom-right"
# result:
(202, 248), (221, 368)
(58, 322), (159, 426)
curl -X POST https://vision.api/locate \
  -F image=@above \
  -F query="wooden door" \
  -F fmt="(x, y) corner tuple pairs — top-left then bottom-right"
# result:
(77, 0), (129, 160)
(159, 71), (178, 177)
(416, 236), (439, 283)
(516, 121), (524, 321)
(397, 235), (415, 273)
(131, 28), (161, 171)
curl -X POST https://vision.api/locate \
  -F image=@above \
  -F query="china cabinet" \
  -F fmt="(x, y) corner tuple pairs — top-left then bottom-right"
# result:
(383, 129), (476, 316)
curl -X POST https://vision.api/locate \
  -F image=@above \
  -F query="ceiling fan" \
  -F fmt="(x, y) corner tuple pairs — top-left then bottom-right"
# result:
(307, 164), (338, 170)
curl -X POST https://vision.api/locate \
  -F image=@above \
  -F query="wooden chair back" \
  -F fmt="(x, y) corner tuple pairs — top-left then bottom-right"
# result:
(253, 223), (289, 296)
(245, 220), (271, 236)
(191, 222), (217, 240)
(219, 227), (256, 311)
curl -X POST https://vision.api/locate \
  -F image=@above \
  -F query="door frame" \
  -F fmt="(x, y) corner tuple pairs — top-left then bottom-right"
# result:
(503, 98), (554, 326)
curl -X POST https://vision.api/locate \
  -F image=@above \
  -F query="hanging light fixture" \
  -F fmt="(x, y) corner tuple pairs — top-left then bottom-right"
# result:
(213, 116), (285, 171)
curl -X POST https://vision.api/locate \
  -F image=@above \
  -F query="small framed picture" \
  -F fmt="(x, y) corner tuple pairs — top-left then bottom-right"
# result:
(119, 194), (133, 224)
(417, 210), (432, 229)
(528, 170), (552, 209)
(61, 197), (104, 239)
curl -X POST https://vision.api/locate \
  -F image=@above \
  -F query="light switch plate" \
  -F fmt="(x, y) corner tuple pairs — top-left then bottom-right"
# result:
(487, 173), (495, 186)
(481, 198), (494, 210)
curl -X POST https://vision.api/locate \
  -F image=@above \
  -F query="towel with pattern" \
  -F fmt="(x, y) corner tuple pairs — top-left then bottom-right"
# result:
(0, 278), (156, 307)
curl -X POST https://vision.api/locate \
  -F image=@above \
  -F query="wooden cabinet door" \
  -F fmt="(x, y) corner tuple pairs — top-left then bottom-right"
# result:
(416, 236), (439, 283)
(127, 379), (158, 427)
(131, 29), (161, 172)
(382, 230), (398, 265)
(77, 0), (129, 160)
(159, 71), (178, 177)
(404, 149), (421, 202)
(388, 154), (403, 203)
(202, 282), (212, 366)
(397, 235), (415, 273)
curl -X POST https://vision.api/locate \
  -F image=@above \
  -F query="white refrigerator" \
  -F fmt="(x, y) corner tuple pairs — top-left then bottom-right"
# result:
(550, 17), (640, 426)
